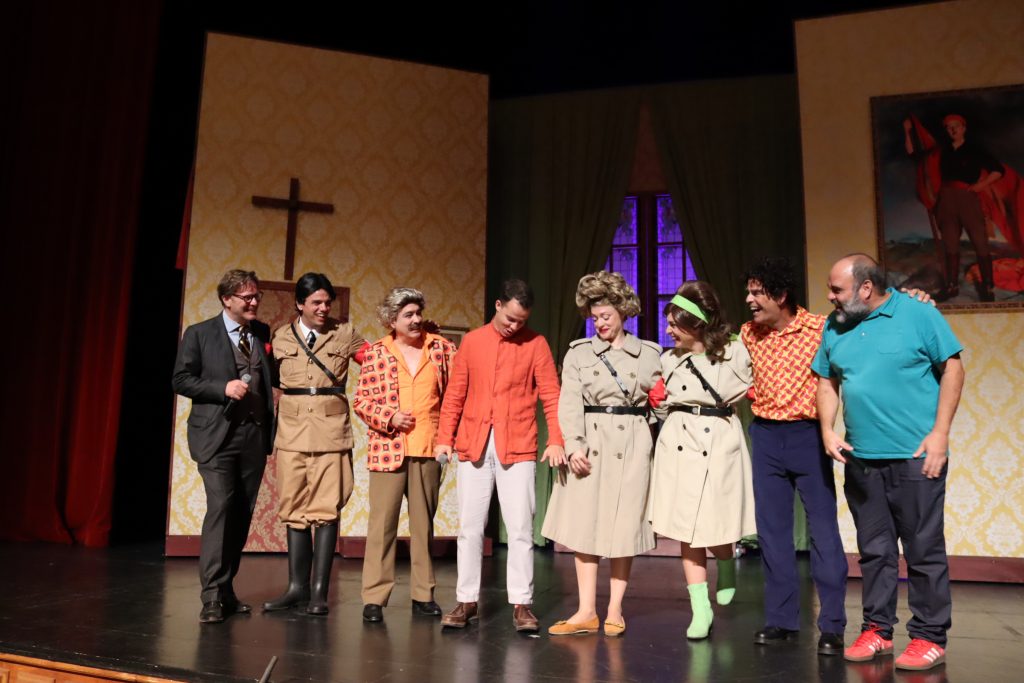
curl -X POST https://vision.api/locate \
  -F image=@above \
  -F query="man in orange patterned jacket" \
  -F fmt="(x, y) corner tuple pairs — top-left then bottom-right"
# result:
(353, 288), (457, 624)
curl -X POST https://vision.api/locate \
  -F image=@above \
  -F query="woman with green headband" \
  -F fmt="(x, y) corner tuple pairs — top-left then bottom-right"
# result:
(648, 280), (756, 640)
(542, 270), (663, 638)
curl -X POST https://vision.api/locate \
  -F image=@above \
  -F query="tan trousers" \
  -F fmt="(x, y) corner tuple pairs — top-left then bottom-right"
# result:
(276, 449), (354, 529)
(361, 458), (441, 605)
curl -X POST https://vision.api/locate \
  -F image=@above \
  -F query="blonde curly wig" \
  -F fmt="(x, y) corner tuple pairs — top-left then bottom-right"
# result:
(575, 270), (641, 319)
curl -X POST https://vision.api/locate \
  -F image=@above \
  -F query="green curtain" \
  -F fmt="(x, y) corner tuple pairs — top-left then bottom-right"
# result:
(488, 89), (642, 544)
(647, 75), (806, 325)
(647, 75), (809, 550)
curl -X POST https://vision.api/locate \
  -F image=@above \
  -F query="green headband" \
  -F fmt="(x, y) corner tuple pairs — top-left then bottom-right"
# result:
(670, 294), (708, 324)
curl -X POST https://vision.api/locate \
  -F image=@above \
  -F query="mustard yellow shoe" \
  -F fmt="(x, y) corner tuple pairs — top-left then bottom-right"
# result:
(548, 616), (600, 635)
(604, 619), (626, 637)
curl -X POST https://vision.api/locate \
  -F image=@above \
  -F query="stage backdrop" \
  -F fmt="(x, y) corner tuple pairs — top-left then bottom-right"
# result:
(796, 0), (1024, 573)
(168, 34), (487, 552)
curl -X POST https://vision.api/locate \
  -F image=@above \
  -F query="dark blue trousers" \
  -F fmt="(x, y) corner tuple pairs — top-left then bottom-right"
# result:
(844, 456), (951, 646)
(750, 419), (848, 634)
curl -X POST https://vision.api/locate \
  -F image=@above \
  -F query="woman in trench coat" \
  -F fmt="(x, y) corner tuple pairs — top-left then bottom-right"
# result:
(542, 271), (662, 637)
(648, 280), (755, 640)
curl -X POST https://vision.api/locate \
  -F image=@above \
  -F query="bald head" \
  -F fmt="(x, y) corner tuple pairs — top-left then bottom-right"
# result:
(827, 253), (889, 323)
(839, 253), (885, 289)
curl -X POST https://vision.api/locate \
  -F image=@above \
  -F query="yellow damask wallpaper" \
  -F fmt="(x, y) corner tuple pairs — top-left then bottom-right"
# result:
(796, 0), (1024, 557)
(168, 34), (487, 546)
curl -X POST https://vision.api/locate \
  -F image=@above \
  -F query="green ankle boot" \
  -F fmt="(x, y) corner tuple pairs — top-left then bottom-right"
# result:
(686, 582), (713, 640)
(716, 557), (736, 605)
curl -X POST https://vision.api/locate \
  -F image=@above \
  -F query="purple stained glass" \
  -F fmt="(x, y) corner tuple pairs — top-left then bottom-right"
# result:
(585, 195), (689, 345)
(613, 197), (639, 245)
(657, 245), (683, 295)
(656, 195), (682, 242)
(684, 251), (696, 280)
(610, 247), (638, 287)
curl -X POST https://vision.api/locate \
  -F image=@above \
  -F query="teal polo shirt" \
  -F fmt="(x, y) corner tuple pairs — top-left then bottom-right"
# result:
(811, 289), (962, 459)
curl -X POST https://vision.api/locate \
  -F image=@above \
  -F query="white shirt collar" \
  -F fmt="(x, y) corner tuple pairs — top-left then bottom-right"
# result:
(222, 310), (245, 333)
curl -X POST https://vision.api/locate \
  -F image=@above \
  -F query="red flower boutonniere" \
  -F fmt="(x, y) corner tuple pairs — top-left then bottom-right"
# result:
(264, 342), (273, 355)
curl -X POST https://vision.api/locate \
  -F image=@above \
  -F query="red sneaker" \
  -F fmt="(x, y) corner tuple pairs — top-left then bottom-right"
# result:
(895, 638), (945, 670)
(844, 625), (894, 662)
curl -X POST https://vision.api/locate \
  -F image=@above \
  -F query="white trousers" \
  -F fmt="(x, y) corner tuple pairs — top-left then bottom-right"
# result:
(456, 429), (536, 604)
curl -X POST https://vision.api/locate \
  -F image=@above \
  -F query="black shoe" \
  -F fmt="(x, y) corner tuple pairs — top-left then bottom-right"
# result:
(223, 598), (252, 615)
(411, 599), (442, 617)
(817, 632), (844, 656)
(199, 601), (225, 624)
(363, 604), (384, 622)
(754, 626), (798, 645)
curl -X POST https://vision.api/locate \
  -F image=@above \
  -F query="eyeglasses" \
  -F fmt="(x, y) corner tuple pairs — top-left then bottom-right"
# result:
(232, 292), (264, 304)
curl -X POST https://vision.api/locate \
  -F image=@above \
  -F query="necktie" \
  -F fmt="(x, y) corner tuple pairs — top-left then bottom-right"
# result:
(238, 326), (251, 357)
(306, 331), (316, 349)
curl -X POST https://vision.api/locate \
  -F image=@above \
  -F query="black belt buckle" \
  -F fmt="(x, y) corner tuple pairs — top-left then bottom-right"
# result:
(671, 404), (732, 417)
(283, 387), (345, 396)
(584, 405), (647, 416)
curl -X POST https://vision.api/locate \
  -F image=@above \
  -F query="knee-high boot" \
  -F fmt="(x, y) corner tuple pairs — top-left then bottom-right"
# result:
(263, 526), (312, 611)
(307, 522), (338, 616)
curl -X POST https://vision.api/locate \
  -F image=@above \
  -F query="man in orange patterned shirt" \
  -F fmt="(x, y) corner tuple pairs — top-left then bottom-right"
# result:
(740, 257), (848, 656)
(353, 288), (457, 624)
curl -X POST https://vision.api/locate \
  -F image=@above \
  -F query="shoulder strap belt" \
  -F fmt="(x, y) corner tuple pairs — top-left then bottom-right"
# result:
(684, 357), (725, 407)
(597, 352), (635, 405)
(291, 323), (344, 389)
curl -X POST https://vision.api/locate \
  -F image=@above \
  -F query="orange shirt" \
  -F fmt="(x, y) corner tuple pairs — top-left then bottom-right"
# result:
(437, 323), (563, 464)
(740, 307), (824, 421)
(385, 335), (441, 457)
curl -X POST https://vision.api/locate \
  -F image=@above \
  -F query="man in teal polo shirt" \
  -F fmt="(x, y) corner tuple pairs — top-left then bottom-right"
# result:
(813, 253), (964, 672)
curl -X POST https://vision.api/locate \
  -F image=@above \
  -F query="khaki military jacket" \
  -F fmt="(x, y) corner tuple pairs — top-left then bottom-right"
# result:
(558, 334), (663, 457)
(273, 317), (365, 453)
(541, 333), (662, 557)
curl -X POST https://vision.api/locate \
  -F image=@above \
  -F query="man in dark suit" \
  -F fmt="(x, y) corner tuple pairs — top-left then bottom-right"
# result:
(172, 269), (276, 624)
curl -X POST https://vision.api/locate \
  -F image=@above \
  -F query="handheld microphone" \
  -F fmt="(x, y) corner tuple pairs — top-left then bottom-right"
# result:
(224, 373), (252, 418)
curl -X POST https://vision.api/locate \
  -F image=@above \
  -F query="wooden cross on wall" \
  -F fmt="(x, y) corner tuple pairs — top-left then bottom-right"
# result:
(252, 177), (334, 280)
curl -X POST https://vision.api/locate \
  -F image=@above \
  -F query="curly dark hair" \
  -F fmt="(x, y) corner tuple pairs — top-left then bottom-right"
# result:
(663, 281), (734, 363)
(742, 257), (801, 313)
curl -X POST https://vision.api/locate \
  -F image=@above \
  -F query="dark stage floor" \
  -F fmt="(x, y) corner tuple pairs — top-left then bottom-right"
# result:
(0, 542), (1022, 682)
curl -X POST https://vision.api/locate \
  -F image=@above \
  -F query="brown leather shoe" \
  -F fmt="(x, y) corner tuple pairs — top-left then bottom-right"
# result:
(513, 604), (539, 632)
(441, 602), (478, 628)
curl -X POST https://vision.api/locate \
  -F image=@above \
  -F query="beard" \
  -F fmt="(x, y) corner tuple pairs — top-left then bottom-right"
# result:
(834, 295), (870, 324)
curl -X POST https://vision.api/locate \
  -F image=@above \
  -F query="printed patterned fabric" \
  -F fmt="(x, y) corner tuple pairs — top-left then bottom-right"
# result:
(740, 307), (825, 421)
(353, 334), (456, 472)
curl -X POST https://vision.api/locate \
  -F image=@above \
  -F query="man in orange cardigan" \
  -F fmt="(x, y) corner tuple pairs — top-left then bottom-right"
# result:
(435, 279), (565, 632)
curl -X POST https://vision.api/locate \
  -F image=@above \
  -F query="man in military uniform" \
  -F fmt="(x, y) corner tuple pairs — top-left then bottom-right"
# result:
(263, 272), (367, 616)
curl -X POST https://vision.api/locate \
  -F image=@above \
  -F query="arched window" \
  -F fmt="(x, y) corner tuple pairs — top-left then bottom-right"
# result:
(586, 193), (695, 347)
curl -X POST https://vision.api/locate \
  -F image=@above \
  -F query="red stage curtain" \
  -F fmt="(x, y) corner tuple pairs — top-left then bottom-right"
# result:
(0, 1), (162, 546)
